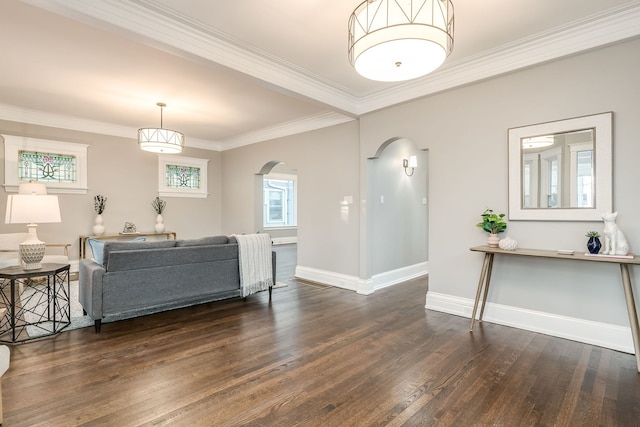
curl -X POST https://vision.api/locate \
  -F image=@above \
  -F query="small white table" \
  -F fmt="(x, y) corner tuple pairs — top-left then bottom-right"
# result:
(469, 245), (640, 372)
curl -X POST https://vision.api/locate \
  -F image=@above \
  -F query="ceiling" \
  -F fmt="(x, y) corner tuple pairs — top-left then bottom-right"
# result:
(1, 0), (639, 151)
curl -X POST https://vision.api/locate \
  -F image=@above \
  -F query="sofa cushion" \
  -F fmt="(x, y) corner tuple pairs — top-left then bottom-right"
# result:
(175, 235), (229, 247)
(89, 237), (147, 265)
(103, 240), (177, 267)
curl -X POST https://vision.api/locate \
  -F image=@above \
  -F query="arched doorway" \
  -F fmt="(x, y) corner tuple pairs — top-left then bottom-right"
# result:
(366, 138), (428, 287)
(256, 161), (298, 281)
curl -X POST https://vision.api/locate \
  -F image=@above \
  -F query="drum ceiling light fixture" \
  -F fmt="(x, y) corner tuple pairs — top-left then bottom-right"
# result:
(138, 102), (184, 154)
(348, 0), (454, 82)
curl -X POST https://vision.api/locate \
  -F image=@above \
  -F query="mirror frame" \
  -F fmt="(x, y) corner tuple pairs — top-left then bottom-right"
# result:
(508, 112), (613, 221)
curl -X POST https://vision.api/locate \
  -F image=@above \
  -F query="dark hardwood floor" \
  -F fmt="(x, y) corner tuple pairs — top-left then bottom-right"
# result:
(3, 273), (639, 426)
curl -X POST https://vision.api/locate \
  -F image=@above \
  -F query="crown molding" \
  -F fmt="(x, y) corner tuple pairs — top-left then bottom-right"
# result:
(0, 104), (353, 152)
(25, 0), (640, 117)
(219, 112), (355, 151)
(22, 0), (360, 115)
(0, 103), (134, 138)
(356, 1), (640, 114)
(17, 0), (640, 147)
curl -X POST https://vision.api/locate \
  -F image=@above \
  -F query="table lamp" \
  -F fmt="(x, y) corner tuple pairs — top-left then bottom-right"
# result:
(5, 182), (61, 270)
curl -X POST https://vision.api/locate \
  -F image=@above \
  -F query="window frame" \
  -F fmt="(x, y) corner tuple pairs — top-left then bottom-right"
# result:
(263, 172), (297, 229)
(3, 135), (89, 194)
(158, 155), (209, 198)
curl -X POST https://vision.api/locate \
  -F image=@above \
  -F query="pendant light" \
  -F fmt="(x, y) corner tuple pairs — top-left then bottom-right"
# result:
(348, 0), (454, 82)
(138, 102), (184, 154)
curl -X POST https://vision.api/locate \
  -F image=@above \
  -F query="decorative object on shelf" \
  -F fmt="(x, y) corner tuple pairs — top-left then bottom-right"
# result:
(122, 222), (137, 234)
(498, 237), (518, 251)
(138, 102), (184, 154)
(601, 212), (630, 255)
(585, 231), (602, 255)
(152, 196), (167, 233)
(93, 195), (107, 235)
(403, 156), (417, 176)
(348, 0), (454, 82)
(5, 181), (62, 270)
(476, 208), (507, 248)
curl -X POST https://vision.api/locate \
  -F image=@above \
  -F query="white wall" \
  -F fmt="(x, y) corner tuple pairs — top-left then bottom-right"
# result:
(359, 38), (640, 352)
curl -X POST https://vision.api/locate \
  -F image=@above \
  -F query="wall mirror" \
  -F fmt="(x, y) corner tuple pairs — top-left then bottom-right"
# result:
(508, 112), (612, 221)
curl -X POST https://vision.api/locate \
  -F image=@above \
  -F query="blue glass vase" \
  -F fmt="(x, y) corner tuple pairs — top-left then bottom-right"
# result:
(587, 237), (601, 254)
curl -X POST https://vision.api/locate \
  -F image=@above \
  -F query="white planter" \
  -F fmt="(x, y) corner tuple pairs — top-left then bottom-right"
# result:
(93, 214), (105, 235)
(154, 214), (165, 233)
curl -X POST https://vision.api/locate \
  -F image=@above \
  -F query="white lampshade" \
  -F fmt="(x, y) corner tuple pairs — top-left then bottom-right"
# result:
(138, 128), (184, 154)
(5, 194), (61, 224)
(521, 136), (555, 150)
(408, 155), (418, 168)
(138, 102), (184, 154)
(348, 0), (454, 82)
(5, 182), (61, 270)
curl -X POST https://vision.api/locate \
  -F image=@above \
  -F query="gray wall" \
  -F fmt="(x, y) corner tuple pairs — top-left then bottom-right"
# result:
(360, 38), (640, 330)
(1, 36), (637, 349)
(221, 122), (361, 277)
(0, 123), (222, 260)
(368, 138), (428, 275)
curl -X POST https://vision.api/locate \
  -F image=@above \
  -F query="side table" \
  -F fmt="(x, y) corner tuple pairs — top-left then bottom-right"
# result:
(0, 263), (71, 343)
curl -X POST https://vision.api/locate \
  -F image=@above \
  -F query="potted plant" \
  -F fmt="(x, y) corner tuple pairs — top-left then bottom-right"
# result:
(586, 231), (601, 254)
(152, 196), (167, 233)
(476, 208), (507, 247)
(93, 195), (107, 235)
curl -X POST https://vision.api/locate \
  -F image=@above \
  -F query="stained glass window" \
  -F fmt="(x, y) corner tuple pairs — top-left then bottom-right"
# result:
(165, 164), (200, 189)
(18, 150), (77, 183)
(158, 155), (208, 198)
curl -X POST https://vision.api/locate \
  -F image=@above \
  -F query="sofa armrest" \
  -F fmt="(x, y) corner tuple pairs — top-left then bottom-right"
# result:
(78, 258), (105, 320)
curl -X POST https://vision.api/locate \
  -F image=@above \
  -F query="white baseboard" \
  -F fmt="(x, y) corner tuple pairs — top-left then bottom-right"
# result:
(425, 291), (635, 354)
(371, 262), (428, 291)
(295, 266), (360, 292)
(295, 262), (428, 295)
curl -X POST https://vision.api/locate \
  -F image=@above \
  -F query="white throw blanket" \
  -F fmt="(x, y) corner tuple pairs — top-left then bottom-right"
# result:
(235, 233), (274, 297)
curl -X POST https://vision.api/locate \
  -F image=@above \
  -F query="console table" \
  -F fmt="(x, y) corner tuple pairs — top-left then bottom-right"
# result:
(469, 245), (640, 372)
(0, 263), (71, 343)
(79, 231), (177, 259)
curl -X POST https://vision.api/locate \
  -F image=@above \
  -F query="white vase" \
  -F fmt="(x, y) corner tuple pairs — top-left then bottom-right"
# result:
(93, 214), (105, 235)
(487, 233), (499, 248)
(154, 214), (165, 233)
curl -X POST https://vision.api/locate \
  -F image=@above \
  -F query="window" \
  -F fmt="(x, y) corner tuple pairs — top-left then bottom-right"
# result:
(158, 155), (208, 198)
(540, 147), (561, 208)
(263, 174), (296, 228)
(575, 150), (593, 207)
(3, 135), (88, 194)
(165, 164), (200, 189)
(19, 151), (77, 183)
(569, 141), (595, 208)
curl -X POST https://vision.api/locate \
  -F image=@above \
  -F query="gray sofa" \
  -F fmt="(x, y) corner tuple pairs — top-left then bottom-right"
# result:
(78, 235), (276, 332)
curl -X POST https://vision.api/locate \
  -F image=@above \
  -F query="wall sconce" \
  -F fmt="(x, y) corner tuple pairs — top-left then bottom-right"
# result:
(403, 156), (417, 176)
